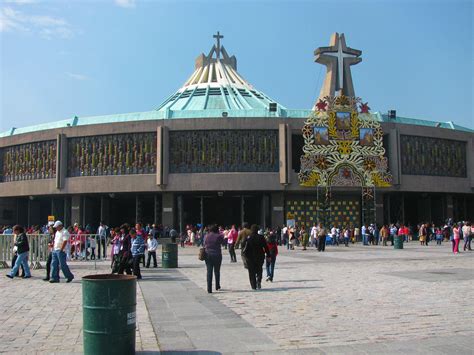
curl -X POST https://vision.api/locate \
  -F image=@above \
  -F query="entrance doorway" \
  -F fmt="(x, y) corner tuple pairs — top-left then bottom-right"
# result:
(180, 193), (264, 229)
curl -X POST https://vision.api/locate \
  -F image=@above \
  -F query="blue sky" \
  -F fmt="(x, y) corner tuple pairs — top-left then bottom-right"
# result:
(1, 0), (472, 132)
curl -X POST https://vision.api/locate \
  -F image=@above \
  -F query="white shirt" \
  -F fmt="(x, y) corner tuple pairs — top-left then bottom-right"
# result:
(98, 225), (107, 239)
(54, 229), (70, 251)
(147, 238), (158, 251)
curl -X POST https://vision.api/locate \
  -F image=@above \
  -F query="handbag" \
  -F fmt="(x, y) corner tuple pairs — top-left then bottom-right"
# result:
(198, 247), (206, 261)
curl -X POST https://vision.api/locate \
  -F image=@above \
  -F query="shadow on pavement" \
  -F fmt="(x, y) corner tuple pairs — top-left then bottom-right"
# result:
(138, 352), (221, 355)
(226, 286), (323, 293)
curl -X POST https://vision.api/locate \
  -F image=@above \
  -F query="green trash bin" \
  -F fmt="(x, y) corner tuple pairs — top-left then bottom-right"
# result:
(82, 274), (136, 355)
(394, 235), (404, 249)
(162, 242), (178, 268)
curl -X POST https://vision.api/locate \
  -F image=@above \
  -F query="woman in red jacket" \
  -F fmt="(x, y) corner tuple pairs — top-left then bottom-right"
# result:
(265, 231), (278, 282)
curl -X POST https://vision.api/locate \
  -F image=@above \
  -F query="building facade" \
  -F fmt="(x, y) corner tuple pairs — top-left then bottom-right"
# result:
(1, 33), (473, 230)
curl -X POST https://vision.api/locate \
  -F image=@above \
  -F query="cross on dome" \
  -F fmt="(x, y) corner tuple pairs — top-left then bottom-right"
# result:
(314, 33), (362, 100)
(213, 31), (224, 59)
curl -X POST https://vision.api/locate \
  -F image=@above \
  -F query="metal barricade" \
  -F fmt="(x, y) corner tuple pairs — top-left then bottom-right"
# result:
(0, 234), (14, 268)
(0, 233), (103, 268)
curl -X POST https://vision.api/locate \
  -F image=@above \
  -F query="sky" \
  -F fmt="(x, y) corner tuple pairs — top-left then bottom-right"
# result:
(0, 0), (473, 132)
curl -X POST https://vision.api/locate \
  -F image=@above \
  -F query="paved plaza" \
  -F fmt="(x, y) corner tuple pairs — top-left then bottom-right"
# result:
(0, 242), (472, 354)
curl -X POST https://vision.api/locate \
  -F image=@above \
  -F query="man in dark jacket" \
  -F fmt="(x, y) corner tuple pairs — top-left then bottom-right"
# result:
(241, 225), (269, 290)
(118, 224), (132, 275)
(7, 225), (31, 279)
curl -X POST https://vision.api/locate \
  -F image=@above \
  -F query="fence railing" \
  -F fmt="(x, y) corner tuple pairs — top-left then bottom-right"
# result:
(0, 234), (102, 269)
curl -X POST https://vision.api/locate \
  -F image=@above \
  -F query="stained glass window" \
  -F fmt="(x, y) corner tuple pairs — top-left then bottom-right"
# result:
(400, 135), (466, 177)
(169, 130), (279, 173)
(1, 140), (57, 182)
(67, 133), (156, 177)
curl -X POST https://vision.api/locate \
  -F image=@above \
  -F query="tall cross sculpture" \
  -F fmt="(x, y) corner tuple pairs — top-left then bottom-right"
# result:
(213, 31), (224, 59)
(314, 33), (362, 100)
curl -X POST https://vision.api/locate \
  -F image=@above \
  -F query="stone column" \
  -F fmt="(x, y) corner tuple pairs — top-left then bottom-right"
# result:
(161, 192), (175, 229)
(156, 126), (169, 186)
(154, 195), (161, 225)
(71, 195), (82, 226)
(446, 195), (454, 219)
(63, 197), (71, 227)
(135, 195), (142, 224)
(240, 196), (245, 226)
(100, 196), (110, 225)
(375, 192), (384, 226)
(270, 192), (285, 228)
(56, 133), (68, 190)
(261, 194), (269, 229)
(388, 129), (401, 186)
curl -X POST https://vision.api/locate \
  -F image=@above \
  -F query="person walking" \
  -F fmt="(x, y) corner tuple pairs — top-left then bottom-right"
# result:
(419, 223), (427, 246)
(6, 225), (31, 279)
(111, 229), (121, 273)
(146, 234), (158, 268)
(235, 222), (251, 249)
(203, 224), (224, 293)
(227, 224), (238, 262)
(317, 223), (327, 252)
(10, 232), (25, 278)
(43, 224), (55, 281)
(265, 232), (278, 282)
(89, 235), (96, 260)
(50, 221), (74, 283)
(118, 224), (133, 275)
(452, 223), (461, 254)
(343, 227), (350, 247)
(380, 225), (389, 246)
(97, 221), (107, 260)
(361, 224), (368, 245)
(301, 226), (309, 250)
(462, 222), (472, 251)
(131, 229), (145, 279)
(241, 225), (269, 290)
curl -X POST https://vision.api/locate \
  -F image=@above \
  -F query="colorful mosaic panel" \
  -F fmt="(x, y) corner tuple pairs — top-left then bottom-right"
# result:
(169, 130), (279, 173)
(286, 199), (319, 228)
(1, 140), (57, 182)
(400, 135), (466, 177)
(286, 198), (360, 228)
(68, 133), (156, 177)
(330, 200), (360, 228)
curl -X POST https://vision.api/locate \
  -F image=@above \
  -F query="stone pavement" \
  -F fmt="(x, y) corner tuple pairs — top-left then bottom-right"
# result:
(147, 242), (473, 354)
(0, 242), (472, 354)
(0, 260), (159, 354)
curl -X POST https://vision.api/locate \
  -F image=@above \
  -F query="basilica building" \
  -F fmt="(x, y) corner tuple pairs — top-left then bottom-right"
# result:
(1, 33), (472, 230)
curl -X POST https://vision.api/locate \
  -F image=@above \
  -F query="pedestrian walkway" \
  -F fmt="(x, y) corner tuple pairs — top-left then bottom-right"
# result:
(0, 243), (472, 354)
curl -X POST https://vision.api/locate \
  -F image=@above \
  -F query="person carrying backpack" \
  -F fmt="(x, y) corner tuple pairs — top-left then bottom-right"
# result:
(265, 232), (278, 282)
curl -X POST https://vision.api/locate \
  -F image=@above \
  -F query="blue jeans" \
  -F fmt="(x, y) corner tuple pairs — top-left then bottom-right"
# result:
(266, 256), (276, 280)
(10, 251), (31, 277)
(362, 234), (368, 245)
(51, 250), (74, 281)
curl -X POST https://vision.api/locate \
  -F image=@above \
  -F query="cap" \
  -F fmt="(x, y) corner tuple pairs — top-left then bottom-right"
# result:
(53, 221), (63, 228)
(48, 221), (54, 226)
(258, 229), (264, 235)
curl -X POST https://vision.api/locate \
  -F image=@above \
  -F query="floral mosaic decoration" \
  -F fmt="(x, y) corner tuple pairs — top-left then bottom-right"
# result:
(299, 95), (392, 188)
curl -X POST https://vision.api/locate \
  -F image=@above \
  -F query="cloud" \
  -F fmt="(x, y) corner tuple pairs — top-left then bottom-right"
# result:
(115, 0), (136, 8)
(4, 0), (37, 4)
(0, 6), (74, 39)
(66, 72), (90, 81)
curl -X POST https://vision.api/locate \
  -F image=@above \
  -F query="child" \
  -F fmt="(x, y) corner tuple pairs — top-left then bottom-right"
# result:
(89, 236), (96, 260)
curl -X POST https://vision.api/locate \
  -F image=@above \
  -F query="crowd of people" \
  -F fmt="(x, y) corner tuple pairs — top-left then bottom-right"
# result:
(2, 218), (472, 289)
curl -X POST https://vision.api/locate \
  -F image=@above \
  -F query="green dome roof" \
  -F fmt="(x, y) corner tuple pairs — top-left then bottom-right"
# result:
(155, 41), (286, 115)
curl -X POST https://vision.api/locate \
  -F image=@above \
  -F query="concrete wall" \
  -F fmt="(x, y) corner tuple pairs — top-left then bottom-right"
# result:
(1, 117), (473, 199)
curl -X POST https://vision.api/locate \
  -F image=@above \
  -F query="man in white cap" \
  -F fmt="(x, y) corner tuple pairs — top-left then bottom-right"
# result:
(50, 221), (74, 283)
